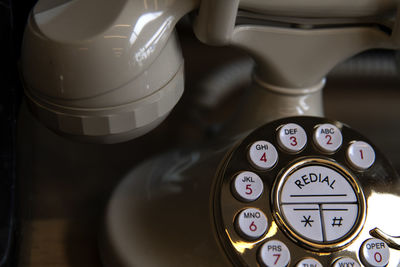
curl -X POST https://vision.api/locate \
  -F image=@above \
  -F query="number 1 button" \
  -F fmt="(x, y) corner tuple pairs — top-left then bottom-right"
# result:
(248, 141), (278, 170)
(347, 141), (375, 170)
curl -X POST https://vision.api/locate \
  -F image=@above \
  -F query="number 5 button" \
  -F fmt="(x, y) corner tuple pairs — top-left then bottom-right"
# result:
(233, 171), (264, 202)
(277, 123), (307, 153)
(248, 141), (278, 170)
(236, 208), (268, 240)
(314, 123), (343, 153)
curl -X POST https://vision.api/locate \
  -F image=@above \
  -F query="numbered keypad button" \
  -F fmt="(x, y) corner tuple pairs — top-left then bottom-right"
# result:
(233, 171), (264, 202)
(248, 141), (278, 170)
(347, 141), (375, 170)
(360, 238), (390, 267)
(236, 208), (268, 240)
(277, 123), (307, 153)
(314, 124), (343, 153)
(296, 258), (322, 267)
(332, 257), (361, 267)
(259, 240), (290, 267)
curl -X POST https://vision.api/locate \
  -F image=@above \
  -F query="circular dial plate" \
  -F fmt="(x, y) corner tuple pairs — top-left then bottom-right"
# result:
(275, 159), (362, 245)
(213, 116), (400, 267)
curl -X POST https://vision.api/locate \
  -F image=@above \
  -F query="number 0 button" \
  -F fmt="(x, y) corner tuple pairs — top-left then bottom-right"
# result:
(314, 124), (343, 153)
(347, 141), (375, 170)
(360, 238), (389, 267)
(233, 172), (264, 202)
(278, 123), (307, 153)
(259, 240), (290, 267)
(248, 141), (278, 170)
(236, 208), (268, 240)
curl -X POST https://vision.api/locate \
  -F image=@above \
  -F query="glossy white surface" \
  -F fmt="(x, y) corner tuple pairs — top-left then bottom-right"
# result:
(313, 123), (343, 153)
(281, 204), (324, 242)
(332, 257), (361, 267)
(233, 171), (263, 202)
(322, 204), (358, 242)
(236, 208), (268, 240)
(23, 0), (197, 101)
(296, 258), (322, 267)
(259, 240), (290, 267)
(277, 123), (307, 153)
(21, 0), (199, 142)
(248, 141), (278, 170)
(239, 0), (395, 18)
(360, 238), (390, 267)
(347, 141), (376, 170)
(280, 165), (357, 204)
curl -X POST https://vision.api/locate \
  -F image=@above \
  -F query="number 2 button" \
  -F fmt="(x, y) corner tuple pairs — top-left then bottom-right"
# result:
(314, 123), (343, 153)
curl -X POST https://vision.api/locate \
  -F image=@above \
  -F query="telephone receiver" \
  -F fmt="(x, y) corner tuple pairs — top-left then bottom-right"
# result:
(21, 0), (400, 266)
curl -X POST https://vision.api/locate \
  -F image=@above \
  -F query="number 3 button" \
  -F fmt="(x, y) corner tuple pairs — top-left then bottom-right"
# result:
(277, 123), (307, 153)
(233, 172), (264, 202)
(236, 208), (268, 240)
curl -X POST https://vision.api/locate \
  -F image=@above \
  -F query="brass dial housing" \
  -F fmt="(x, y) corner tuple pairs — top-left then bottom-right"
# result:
(213, 116), (400, 267)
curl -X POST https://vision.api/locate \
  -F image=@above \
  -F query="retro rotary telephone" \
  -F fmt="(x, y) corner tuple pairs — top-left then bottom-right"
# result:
(21, 0), (400, 266)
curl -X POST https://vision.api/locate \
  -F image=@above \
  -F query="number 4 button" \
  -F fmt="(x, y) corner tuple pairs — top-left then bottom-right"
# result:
(248, 141), (278, 170)
(347, 141), (375, 170)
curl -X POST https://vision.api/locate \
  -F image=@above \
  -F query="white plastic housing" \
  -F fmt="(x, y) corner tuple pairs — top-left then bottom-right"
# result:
(21, 0), (197, 143)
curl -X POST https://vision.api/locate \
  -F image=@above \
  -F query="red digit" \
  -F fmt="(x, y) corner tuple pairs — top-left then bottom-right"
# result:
(360, 149), (364, 160)
(290, 136), (297, 146)
(374, 252), (382, 263)
(260, 153), (267, 162)
(326, 134), (333, 145)
(249, 221), (257, 232)
(273, 254), (281, 265)
(245, 184), (253, 195)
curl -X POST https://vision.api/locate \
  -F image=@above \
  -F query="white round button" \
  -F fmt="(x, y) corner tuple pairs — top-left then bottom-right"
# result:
(278, 123), (307, 153)
(314, 124), (343, 153)
(347, 141), (375, 170)
(248, 141), (278, 170)
(332, 257), (361, 267)
(233, 171), (264, 202)
(360, 238), (390, 267)
(259, 240), (290, 267)
(296, 258), (322, 267)
(278, 163), (360, 243)
(236, 208), (268, 240)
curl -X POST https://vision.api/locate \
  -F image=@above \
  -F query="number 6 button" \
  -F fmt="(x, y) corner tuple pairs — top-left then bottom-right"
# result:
(233, 171), (264, 202)
(236, 208), (268, 240)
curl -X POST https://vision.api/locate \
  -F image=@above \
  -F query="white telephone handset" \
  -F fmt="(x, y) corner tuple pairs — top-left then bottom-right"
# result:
(21, 0), (400, 266)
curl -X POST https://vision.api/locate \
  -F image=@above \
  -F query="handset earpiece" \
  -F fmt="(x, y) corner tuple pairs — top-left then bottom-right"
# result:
(21, 0), (197, 143)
